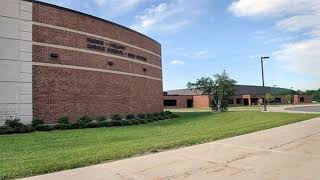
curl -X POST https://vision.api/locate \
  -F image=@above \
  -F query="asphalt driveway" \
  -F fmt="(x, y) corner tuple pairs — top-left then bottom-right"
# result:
(23, 117), (320, 180)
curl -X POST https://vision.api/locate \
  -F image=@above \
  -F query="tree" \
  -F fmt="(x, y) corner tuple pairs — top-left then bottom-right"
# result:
(187, 71), (236, 112)
(265, 93), (274, 105)
(286, 94), (293, 104)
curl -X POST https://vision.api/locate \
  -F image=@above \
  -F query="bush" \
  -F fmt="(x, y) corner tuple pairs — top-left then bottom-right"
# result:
(136, 118), (147, 124)
(110, 120), (123, 126)
(121, 120), (133, 126)
(0, 125), (32, 135)
(54, 124), (72, 130)
(96, 116), (107, 122)
(86, 122), (98, 128)
(145, 113), (153, 118)
(4, 118), (24, 129)
(57, 116), (69, 124)
(126, 114), (135, 120)
(171, 114), (180, 118)
(130, 119), (140, 125)
(111, 114), (122, 121)
(146, 118), (154, 123)
(97, 120), (112, 127)
(32, 117), (45, 127)
(77, 115), (92, 125)
(152, 112), (161, 117)
(137, 114), (146, 119)
(160, 111), (172, 116)
(34, 124), (53, 131)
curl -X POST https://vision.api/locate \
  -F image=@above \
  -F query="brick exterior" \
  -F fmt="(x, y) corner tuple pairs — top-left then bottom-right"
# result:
(163, 96), (193, 109)
(32, 2), (161, 55)
(193, 96), (210, 108)
(32, 2), (163, 123)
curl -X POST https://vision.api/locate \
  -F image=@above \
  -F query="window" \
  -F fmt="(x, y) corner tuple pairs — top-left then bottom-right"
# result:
(236, 98), (242, 104)
(300, 97), (305, 103)
(164, 100), (177, 106)
(229, 98), (234, 104)
(275, 98), (282, 103)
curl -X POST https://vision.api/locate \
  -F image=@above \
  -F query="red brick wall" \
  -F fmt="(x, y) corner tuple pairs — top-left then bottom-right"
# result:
(163, 96), (193, 109)
(193, 96), (210, 108)
(32, 2), (161, 55)
(294, 95), (313, 104)
(32, 2), (163, 123)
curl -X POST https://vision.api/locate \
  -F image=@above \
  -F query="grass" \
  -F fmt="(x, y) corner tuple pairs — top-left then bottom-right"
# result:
(0, 111), (319, 179)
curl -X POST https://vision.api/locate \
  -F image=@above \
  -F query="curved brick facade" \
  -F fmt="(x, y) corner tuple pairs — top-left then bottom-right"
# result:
(31, 1), (163, 123)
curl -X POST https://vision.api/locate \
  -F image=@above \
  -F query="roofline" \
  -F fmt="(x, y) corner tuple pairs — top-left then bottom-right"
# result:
(165, 85), (273, 92)
(23, 0), (161, 46)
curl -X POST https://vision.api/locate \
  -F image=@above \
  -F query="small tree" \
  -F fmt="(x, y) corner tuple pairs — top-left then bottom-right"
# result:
(286, 94), (293, 104)
(265, 93), (274, 105)
(187, 70), (236, 112)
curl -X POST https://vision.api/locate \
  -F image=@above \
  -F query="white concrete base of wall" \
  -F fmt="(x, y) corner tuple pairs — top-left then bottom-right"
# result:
(0, 0), (33, 125)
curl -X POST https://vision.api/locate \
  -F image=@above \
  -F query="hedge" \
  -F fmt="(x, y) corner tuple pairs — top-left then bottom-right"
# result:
(0, 111), (179, 135)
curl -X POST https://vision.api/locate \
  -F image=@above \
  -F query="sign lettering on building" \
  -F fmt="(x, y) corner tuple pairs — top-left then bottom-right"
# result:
(86, 37), (147, 61)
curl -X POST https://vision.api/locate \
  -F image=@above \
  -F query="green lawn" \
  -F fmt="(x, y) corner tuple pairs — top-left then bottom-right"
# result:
(0, 111), (319, 179)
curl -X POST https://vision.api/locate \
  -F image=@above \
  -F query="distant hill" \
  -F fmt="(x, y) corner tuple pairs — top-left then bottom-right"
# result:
(271, 87), (293, 95)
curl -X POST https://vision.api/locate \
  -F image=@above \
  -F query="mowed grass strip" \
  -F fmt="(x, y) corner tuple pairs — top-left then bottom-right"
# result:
(0, 111), (319, 179)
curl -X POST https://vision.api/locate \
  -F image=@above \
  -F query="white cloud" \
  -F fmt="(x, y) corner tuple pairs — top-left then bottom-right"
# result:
(183, 50), (209, 59)
(130, 0), (208, 33)
(229, 0), (318, 18)
(94, 0), (144, 9)
(229, 0), (320, 85)
(170, 60), (185, 65)
(131, 1), (188, 33)
(273, 38), (320, 77)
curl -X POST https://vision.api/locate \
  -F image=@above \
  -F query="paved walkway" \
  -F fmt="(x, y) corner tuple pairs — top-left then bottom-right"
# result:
(23, 117), (320, 180)
(268, 104), (320, 114)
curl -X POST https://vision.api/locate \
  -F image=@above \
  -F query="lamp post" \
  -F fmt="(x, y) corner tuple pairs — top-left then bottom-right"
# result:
(261, 56), (269, 111)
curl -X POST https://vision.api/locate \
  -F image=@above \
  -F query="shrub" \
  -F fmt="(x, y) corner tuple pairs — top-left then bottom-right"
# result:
(5, 118), (24, 129)
(96, 116), (107, 122)
(77, 115), (92, 124)
(164, 110), (173, 115)
(35, 124), (53, 131)
(145, 113), (153, 118)
(110, 120), (123, 126)
(136, 118), (147, 124)
(32, 117), (45, 127)
(57, 116), (69, 124)
(126, 114), (135, 120)
(87, 122), (98, 128)
(146, 118), (154, 123)
(152, 112), (161, 117)
(137, 114), (146, 119)
(171, 114), (180, 118)
(54, 124), (72, 130)
(130, 119), (140, 125)
(111, 114), (122, 121)
(97, 120), (112, 127)
(0, 126), (33, 135)
(121, 120), (133, 126)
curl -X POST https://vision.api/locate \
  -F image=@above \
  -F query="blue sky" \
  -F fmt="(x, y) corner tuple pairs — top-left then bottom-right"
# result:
(39, 0), (320, 91)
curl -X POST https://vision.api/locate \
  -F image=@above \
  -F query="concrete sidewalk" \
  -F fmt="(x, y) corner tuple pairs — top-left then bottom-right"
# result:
(23, 118), (320, 180)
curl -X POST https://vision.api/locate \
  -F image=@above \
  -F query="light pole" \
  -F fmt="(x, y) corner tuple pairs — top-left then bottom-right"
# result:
(261, 56), (269, 111)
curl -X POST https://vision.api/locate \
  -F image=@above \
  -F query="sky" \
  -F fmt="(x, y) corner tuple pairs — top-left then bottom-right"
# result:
(39, 0), (320, 91)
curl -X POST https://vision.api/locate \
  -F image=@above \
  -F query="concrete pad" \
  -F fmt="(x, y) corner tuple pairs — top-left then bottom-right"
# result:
(22, 117), (320, 180)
